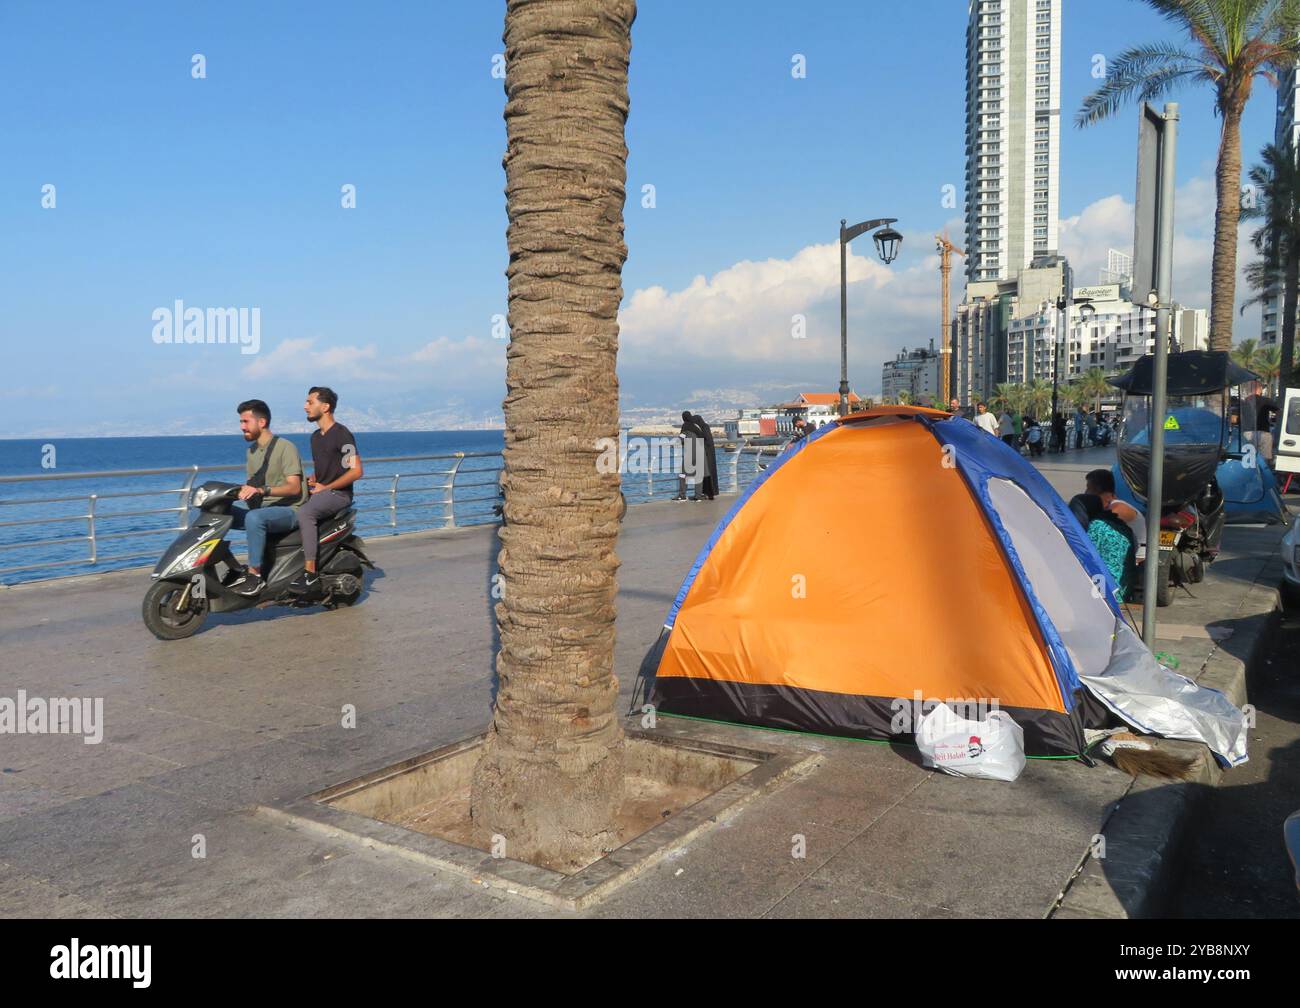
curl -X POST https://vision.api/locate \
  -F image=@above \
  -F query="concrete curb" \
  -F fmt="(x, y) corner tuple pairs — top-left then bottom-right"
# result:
(1051, 569), (1283, 919)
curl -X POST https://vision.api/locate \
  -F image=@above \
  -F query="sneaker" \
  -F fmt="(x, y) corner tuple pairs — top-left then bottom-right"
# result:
(287, 571), (322, 598)
(671, 494), (687, 502)
(229, 572), (265, 597)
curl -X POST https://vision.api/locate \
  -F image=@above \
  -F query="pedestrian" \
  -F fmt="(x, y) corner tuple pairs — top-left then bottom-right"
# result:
(675, 411), (718, 501)
(973, 401), (1000, 437)
(1241, 381), (1280, 463)
(692, 412), (719, 499)
(1052, 412), (1067, 454)
(1074, 404), (1087, 450)
(1024, 417), (1044, 457)
(998, 407), (1016, 448)
(675, 411), (702, 501)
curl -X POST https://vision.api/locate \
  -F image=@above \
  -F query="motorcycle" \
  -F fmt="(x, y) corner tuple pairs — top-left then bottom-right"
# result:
(142, 481), (374, 640)
(1110, 350), (1257, 607)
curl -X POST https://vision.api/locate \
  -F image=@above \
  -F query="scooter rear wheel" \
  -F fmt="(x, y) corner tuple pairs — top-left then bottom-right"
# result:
(1155, 557), (1174, 607)
(143, 580), (209, 640)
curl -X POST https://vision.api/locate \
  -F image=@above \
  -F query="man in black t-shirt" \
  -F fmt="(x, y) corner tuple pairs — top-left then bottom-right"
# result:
(1241, 382), (1280, 463)
(289, 386), (364, 598)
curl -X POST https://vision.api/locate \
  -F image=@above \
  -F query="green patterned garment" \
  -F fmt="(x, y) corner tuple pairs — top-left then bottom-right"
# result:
(1087, 518), (1133, 600)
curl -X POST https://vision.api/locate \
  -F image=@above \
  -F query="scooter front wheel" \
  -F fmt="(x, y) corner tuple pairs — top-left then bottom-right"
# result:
(142, 580), (210, 640)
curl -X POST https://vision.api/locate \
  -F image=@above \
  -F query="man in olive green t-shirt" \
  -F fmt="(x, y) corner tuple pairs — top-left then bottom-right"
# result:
(228, 399), (307, 596)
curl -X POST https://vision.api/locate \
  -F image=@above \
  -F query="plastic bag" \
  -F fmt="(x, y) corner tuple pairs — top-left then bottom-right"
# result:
(916, 703), (1026, 782)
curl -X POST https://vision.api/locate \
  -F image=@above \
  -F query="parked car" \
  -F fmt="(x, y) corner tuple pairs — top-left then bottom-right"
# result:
(1283, 514), (1300, 606)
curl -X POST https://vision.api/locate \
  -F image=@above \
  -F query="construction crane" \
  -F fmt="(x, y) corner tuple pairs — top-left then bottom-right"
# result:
(935, 232), (964, 406)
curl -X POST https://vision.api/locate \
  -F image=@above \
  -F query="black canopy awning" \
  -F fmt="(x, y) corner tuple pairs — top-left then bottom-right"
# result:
(1108, 350), (1258, 396)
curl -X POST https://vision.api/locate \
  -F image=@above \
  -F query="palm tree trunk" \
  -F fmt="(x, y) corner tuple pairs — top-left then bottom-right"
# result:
(1284, 220), (1299, 397)
(470, 0), (635, 872)
(1209, 107), (1244, 351)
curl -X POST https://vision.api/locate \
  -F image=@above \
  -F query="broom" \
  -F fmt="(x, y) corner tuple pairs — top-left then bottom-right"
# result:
(1087, 729), (1200, 781)
(1107, 734), (1199, 780)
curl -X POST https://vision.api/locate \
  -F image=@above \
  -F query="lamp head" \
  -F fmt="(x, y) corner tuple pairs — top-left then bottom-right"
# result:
(873, 226), (903, 265)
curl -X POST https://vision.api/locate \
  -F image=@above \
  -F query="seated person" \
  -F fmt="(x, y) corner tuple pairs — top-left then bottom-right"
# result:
(1069, 468), (1142, 602)
(228, 399), (307, 596)
(292, 386), (363, 598)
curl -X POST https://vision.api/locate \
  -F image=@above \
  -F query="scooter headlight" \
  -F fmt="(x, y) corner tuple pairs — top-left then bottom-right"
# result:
(171, 538), (221, 573)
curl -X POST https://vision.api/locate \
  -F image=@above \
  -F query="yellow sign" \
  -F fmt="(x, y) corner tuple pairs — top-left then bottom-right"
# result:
(1163, 415), (1180, 431)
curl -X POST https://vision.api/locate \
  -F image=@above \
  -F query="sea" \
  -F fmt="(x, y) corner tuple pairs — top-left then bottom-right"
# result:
(0, 431), (740, 585)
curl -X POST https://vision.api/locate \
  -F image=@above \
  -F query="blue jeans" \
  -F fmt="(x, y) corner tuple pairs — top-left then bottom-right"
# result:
(230, 505), (298, 570)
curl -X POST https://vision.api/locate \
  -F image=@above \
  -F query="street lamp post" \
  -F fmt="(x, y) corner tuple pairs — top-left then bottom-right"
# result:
(1051, 258), (1073, 451)
(1078, 301), (1097, 425)
(839, 217), (903, 417)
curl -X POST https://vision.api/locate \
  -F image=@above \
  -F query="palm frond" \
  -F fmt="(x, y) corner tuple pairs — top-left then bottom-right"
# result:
(1076, 42), (1202, 126)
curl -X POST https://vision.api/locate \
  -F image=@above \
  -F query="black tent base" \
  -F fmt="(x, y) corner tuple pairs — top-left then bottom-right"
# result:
(651, 676), (1088, 758)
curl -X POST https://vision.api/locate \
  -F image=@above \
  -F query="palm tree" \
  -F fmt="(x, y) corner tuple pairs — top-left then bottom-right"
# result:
(1256, 343), (1282, 394)
(1231, 336), (1261, 370)
(1080, 366), (1113, 416)
(1240, 142), (1300, 396)
(1025, 378), (1053, 421)
(469, 0), (637, 871)
(989, 382), (1017, 413)
(896, 389), (913, 406)
(1077, 0), (1300, 351)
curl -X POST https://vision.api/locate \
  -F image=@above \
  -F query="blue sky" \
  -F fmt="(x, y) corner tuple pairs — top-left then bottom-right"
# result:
(0, 0), (1282, 437)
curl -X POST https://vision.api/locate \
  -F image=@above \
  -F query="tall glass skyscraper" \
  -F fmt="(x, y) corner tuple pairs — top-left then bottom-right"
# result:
(1262, 61), (1300, 347)
(964, 0), (1061, 285)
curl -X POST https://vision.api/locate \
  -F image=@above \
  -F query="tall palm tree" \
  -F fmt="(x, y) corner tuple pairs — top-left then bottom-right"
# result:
(470, 0), (637, 872)
(1240, 142), (1300, 396)
(1077, 0), (1300, 351)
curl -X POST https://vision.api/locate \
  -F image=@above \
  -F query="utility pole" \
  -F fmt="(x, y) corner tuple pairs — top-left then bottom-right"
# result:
(1145, 103), (1178, 645)
(936, 232), (964, 406)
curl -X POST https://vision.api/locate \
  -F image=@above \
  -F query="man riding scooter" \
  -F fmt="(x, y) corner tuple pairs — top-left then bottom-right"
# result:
(228, 399), (308, 596)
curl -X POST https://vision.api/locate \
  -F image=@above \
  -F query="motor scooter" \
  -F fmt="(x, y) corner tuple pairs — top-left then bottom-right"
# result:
(1110, 350), (1255, 607)
(142, 481), (373, 639)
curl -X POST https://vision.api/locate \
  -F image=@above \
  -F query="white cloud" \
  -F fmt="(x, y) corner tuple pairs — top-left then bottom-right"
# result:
(617, 175), (1262, 405)
(618, 239), (949, 369)
(242, 337), (383, 381)
(410, 335), (503, 368)
(1058, 175), (1260, 336)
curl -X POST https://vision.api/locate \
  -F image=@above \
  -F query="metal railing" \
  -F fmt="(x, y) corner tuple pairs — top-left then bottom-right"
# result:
(0, 444), (783, 584)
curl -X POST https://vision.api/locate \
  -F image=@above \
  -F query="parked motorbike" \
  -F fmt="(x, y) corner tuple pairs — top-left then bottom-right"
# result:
(1110, 350), (1257, 607)
(142, 481), (374, 640)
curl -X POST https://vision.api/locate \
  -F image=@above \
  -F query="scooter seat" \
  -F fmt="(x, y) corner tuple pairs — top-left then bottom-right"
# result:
(266, 509), (355, 549)
(269, 527), (303, 547)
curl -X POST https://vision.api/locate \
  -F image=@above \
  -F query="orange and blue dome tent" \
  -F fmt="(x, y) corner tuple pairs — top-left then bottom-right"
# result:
(649, 406), (1247, 765)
